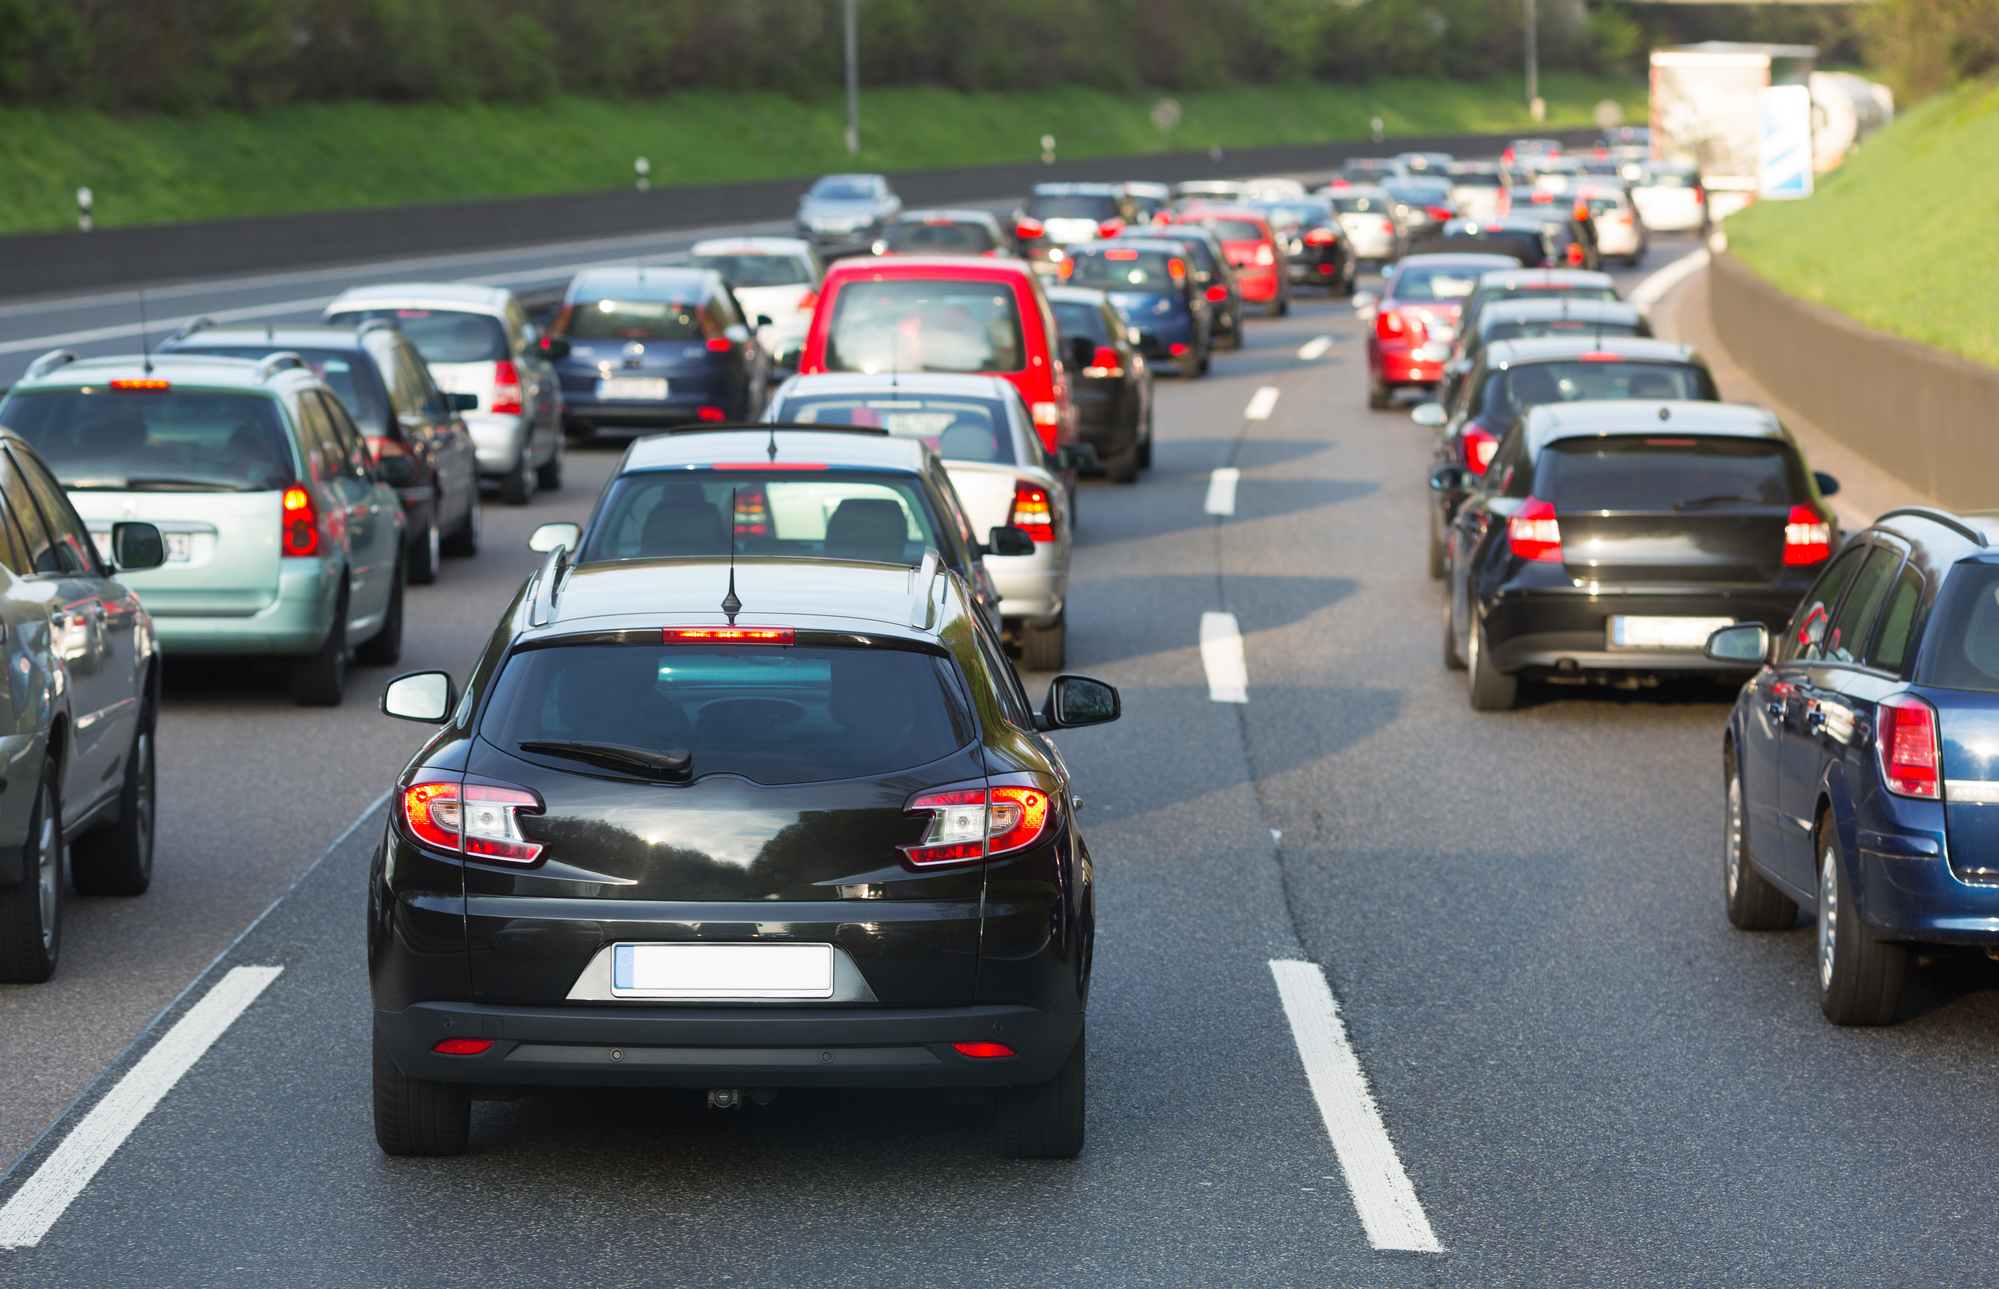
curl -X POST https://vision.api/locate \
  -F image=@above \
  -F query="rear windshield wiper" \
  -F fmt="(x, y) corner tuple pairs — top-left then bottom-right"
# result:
(63, 477), (256, 493)
(1672, 493), (1771, 511)
(518, 740), (690, 777)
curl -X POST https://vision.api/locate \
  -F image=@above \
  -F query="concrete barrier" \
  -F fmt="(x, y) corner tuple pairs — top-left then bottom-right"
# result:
(0, 127), (1596, 302)
(1708, 252), (1999, 510)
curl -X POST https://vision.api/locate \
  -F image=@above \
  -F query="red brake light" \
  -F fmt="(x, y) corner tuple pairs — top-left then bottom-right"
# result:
(663, 627), (794, 643)
(900, 784), (1057, 868)
(490, 359), (523, 415)
(953, 1042), (1016, 1059)
(797, 289), (819, 312)
(706, 336), (732, 352)
(1010, 481), (1055, 542)
(1303, 227), (1336, 245)
(281, 485), (320, 557)
(1168, 342), (1190, 356)
(1168, 258), (1186, 280)
(697, 406), (725, 421)
(1578, 351), (1622, 362)
(400, 777), (544, 864)
(433, 1038), (495, 1056)
(1693, 185), (1705, 204)
(1424, 205), (1454, 222)
(1376, 310), (1405, 339)
(1097, 218), (1125, 238)
(1083, 345), (1123, 378)
(401, 780), (460, 851)
(1463, 426), (1499, 473)
(1783, 504), (1831, 565)
(1507, 496), (1562, 562)
(1565, 242), (1585, 266)
(1104, 249), (1139, 261)
(110, 379), (170, 391)
(1015, 217), (1045, 240)
(1204, 284), (1227, 303)
(1877, 693), (1941, 799)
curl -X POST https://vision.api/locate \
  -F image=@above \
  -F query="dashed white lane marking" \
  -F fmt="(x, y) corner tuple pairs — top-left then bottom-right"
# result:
(1200, 612), (1248, 703)
(1204, 467), (1240, 516)
(1628, 247), (1710, 312)
(1297, 335), (1335, 360)
(1268, 960), (1442, 1253)
(1244, 385), (1281, 420)
(0, 965), (284, 1250)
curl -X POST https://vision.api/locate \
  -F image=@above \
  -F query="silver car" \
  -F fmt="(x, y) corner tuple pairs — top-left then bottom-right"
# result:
(765, 372), (1077, 669)
(324, 283), (563, 505)
(796, 173), (902, 258)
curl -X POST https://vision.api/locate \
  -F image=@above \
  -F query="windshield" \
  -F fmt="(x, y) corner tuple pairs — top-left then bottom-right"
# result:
(1536, 436), (1801, 510)
(560, 298), (705, 341)
(1333, 196), (1392, 215)
(824, 279), (1024, 375)
(1478, 361), (1716, 422)
(1066, 249), (1181, 291)
(1390, 265), (1482, 301)
(1384, 180), (1452, 203)
(1450, 173), (1505, 188)
(325, 309), (506, 364)
(690, 255), (811, 287)
(584, 470), (946, 565)
(1483, 320), (1639, 344)
(481, 643), (976, 786)
(1187, 218), (1265, 243)
(171, 347), (386, 433)
(1029, 194), (1118, 220)
(777, 395), (1016, 464)
(809, 179), (874, 202)
(1, 389), (295, 491)
(885, 221), (996, 254)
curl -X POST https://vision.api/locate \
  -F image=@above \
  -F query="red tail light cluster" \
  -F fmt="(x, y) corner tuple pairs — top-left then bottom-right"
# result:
(1424, 205), (1454, 222)
(1565, 243), (1585, 266)
(1083, 345), (1123, 378)
(733, 487), (770, 536)
(1015, 217), (1045, 240)
(281, 485), (320, 557)
(900, 784), (1056, 868)
(664, 627), (793, 643)
(1204, 284), (1228, 303)
(796, 289), (819, 313)
(1783, 505), (1831, 565)
(1376, 310), (1425, 344)
(401, 778), (546, 865)
(706, 336), (732, 352)
(1876, 693), (1940, 798)
(697, 406), (726, 422)
(1303, 227), (1337, 246)
(1462, 426), (1499, 473)
(1507, 496), (1562, 562)
(490, 360), (523, 415)
(1010, 482), (1055, 542)
(1097, 218), (1125, 238)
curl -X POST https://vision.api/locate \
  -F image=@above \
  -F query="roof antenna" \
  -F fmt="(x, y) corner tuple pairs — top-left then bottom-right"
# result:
(766, 423), (779, 462)
(138, 290), (153, 375)
(721, 486), (742, 624)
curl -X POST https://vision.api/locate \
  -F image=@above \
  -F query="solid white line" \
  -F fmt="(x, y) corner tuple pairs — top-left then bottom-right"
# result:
(1628, 247), (1710, 311)
(0, 965), (283, 1249)
(1199, 611), (1248, 703)
(1297, 335), (1335, 360)
(1268, 960), (1441, 1253)
(1244, 386), (1281, 420)
(1204, 467), (1240, 516)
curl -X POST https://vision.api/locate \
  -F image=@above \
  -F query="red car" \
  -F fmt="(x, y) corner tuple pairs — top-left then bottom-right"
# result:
(1173, 206), (1289, 316)
(798, 256), (1076, 452)
(1364, 253), (1517, 409)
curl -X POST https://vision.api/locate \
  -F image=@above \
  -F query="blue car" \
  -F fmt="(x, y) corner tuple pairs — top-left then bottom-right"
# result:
(548, 267), (767, 439)
(1711, 507), (1999, 1025)
(1060, 239), (1212, 379)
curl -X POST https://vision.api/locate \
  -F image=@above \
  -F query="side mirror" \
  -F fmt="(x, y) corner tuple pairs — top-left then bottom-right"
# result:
(1428, 464), (1472, 493)
(1814, 471), (1841, 497)
(986, 525), (1036, 557)
(1704, 623), (1770, 665)
(1410, 402), (1447, 428)
(1056, 443), (1098, 471)
(1067, 334), (1095, 371)
(755, 314), (774, 329)
(538, 335), (572, 360)
(529, 521), (581, 554)
(376, 454), (417, 486)
(1034, 674), (1122, 730)
(382, 670), (455, 723)
(109, 521), (165, 572)
(723, 324), (751, 345)
(450, 392), (479, 412)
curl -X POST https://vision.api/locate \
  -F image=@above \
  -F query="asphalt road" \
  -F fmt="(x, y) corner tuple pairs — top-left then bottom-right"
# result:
(11, 230), (1995, 1286)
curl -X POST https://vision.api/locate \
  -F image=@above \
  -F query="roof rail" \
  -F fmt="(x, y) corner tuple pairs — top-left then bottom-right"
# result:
(663, 421), (890, 438)
(1877, 507), (1989, 548)
(908, 548), (942, 629)
(255, 352), (310, 382)
(164, 316), (216, 344)
(529, 544), (569, 628)
(23, 349), (77, 380)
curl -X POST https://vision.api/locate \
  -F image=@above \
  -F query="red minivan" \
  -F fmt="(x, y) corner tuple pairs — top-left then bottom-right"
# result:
(798, 256), (1075, 452)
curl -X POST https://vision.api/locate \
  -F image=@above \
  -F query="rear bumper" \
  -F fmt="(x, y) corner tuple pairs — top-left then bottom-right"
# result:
(464, 412), (533, 475)
(990, 557), (1065, 624)
(1482, 588), (1799, 676)
(149, 559), (336, 656)
(1235, 268), (1281, 301)
(375, 1000), (1083, 1089)
(1371, 341), (1440, 385)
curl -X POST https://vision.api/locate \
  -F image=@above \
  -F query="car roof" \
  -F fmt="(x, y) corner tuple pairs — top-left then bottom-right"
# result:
(164, 325), (380, 351)
(1485, 336), (1699, 367)
(1524, 399), (1781, 455)
(1121, 182), (1171, 196)
(536, 557), (961, 641)
(325, 282), (512, 313)
(1478, 298), (1642, 325)
(690, 237), (814, 255)
(1033, 183), (1119, 195)
(1477, 267), (1616, 289)
(811, 173), (886, 186)
(773, 371), (1019, 399)
(821, 256), (1033, 284)
(11, 352), (312, 395)
(1332, 185), (1394, 199)
(1393, 252), (1523, 271)
(1877, 509), (1999, 556)
(619, 428), (932, 474)
(1042, 285), (1115, 306)
(566, 266), (719, 298)
(896, 209), (1001, 224)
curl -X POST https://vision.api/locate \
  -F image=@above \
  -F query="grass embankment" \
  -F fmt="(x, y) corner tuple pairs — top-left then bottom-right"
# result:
(0, 73), (1644, 235)
(1728, 78), (1999, 371)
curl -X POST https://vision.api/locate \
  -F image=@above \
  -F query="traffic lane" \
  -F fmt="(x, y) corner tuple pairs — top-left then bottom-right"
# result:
(0, 444), (624, 1173)
(1, 299), (1426, 1283)
(1233, 290), (1999, 1278)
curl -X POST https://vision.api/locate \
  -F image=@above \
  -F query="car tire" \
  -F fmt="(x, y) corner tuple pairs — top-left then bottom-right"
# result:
(536, 434), (563, 492)
(372, 1027), (470, 1157)
(994, 1031), (1085, 1160)
(1723, 748), (1797, 931)
(1467, 617), (1517, 711)
(1136, 406), (1153, 470)
(356, 565), (405, 668)
(71, 710), (155, 898)
(0, 760), (63, 983)
(1427, 510), (1447, 580)
(1368, 375), (1390, 410)
(290, 588), (348, 707)
(1273, 293), (1290, 317)
(1022, 614), (1066, 672)
(442, 497), (481, 558)
(1816, 813), (1905, 1026)
(1442, 598), (1466, 671)
(1107, 441), (1141, 485)
(499, 455), (535, 506)
(407, 514), (440, 586)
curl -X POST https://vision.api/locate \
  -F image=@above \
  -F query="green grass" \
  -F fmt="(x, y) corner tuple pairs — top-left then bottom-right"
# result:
(1729, 77), (1999, 371)
(0, 73), (1645, 235)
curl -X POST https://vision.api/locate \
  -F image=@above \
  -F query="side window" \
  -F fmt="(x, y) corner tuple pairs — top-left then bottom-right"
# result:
(0, 490), (29, 577)
(1868, 567), (1925, 674)
(972, 622), (1034, 728)
(931, 468), (977, 551)
(292, 392), (339, 482)
(11, 449), (96, 575)
(1492, 430), (1532, 496)
(319, 393), (375, 482)
(1823, 546), (1901, 663)
(1778, 543), (1868, 664)
(708, 288), (743, 329)
(504, 301), (528, 353)
(0, 455), (53, 575)
(372, 343), (418, 418)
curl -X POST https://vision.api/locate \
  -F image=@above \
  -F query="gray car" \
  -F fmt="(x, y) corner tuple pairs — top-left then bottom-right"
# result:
(796, 173), (902, 258)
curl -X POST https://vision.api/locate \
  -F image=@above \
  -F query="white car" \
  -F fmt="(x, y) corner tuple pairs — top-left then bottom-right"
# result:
(765, 371), (1077, 669)
(324, 283), (562, 505)
(1629, 162), (1709, 233)
(1446, 165), (1511, 222)
(1575, 186), (1647, 265)
(688, 237), (824, 371)
(1242, 176), (1307, 201)
(1327, 186), (1401, 261)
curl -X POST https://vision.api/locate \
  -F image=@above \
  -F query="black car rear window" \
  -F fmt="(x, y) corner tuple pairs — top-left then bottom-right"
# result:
(885, 221), (996, 254)
(1029, 194), (1118, 220)
(583, 470), (946, 565)
(1065, 250), (1181, 292)
(1476, 360), (1715, 421)
(1, 389), (296, 491)
(1917, 564), (1999, 693)
(170, 347), (387, 434)
(777, 394), (1015, 464)
(560, 299), (706, 341)
(1484, 320), (1639, 345)
(483, 642), (977, 785)
(1535, 436), (1802, 510)
(325, 309), (508, 364)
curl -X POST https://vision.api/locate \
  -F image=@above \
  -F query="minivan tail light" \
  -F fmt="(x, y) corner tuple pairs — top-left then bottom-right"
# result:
(1463, 426), (1499, 473)
(1010, 481), (1055, 541)
(1877, 693), (1940, 799)
(900, 785), (1057, 867)
(490, 360), (523, 415)
(1083, 345), (1123, 378)
(281, 485), (321, 557)
(1507, 496), (1562, 562)
(1784, 504), (1830, 565)
(1030, 402), (1060, 428)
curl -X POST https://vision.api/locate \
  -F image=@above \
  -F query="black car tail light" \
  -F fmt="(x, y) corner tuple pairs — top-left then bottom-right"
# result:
(1507, 496), (1562, 562)
(1462, 426), (1499, 473)
(901, 784), (1057, 869)
(1783, 505), (1831, 565)
(401, 777), (546, 865)
(1082, 346), (1123, 378)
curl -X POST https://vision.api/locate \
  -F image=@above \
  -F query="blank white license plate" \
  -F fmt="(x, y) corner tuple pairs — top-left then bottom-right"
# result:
(610, 943), (833, 999)
(1417, 341), (1452, 361)
(597, 377), (668, 401)
(1608, 615), (1734, 650)
(165, 532), (192, 562)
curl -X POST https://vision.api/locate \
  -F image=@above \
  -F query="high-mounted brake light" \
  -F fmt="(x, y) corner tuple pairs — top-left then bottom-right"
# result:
(110, 379), (170, 391)
(900, 784), (1057, 868)
(281, 485), (320, 557)
(1010, 481), (1055, 542)
(434, 1038), (495, 1056)
(490, 360), (523, 415)
(697, 406), (726, 421)
(1783, 504), (1830, 565)
(1083, 345), (1124, 378)
(1578, 351), (1622, 362)
(1104, 249), (1138, 261)
(1303, 227), (1337, 245)
(664, 627), (794, 643)
(1204, 284), (1228, 303)
(1877, 693), (1940, 799)
(1463, 426), (1499, 473)
(1507, 496), (1562, 562)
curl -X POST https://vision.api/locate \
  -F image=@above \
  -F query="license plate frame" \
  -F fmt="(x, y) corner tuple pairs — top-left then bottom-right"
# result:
(609, 942), (835, 1000)
(597, 376), (669, 401)
(1606, 615), (1735, 651)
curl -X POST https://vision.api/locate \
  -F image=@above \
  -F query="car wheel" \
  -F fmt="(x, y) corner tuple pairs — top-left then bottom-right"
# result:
(1816, 813), (1905, 1025)
(355, 564), (405, 668)
(1467, 617), (1517, 711)
(0, 760), (63, 983)
(1136, 407), (1153, 469)
(373, 1026), (470, 1157)
(1442, 598), (1465, 671)
(71, 712), (155, 898)
(1427, 508), (1447, 580)
(1273, 293), (1290, 317)
(290, 588), (348, 706)
(408, 514), (440, 586)
(994, 1031), (1084, 1160)
(1022, 613), (1067, 671)
(442, 496), (481, 558)
(1223, 317), (1243, 351)
(1107, 440), (1140, 484)
(1368, 375), (1390, 411)
(499, 454), (535, 506)
(1723, 748), (1797, 931)
(536, 433), (563, 491)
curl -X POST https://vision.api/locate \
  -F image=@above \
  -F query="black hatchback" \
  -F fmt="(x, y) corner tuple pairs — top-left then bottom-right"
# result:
(370, 554), (1120, 1158)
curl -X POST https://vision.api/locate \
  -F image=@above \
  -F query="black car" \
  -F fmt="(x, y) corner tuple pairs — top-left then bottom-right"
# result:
(1424, 337), (1719, 577)
(371, 552), (1121, 1158)
(159, 321), (482, 581)
(1502, 191), (1603, 269)
(1435, 297), (1651, 411)
(1436, 267), (1621, 398)
(1253, 197), (1358, 295)
(1146, 225), (1244, 350)
(1046, 285), (1153, 481)
(1435, 399), (1840, 710)
(1064, 239), (1213, 379)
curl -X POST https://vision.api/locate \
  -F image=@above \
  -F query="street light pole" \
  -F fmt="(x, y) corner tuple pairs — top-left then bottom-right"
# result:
(843, 0), (860, 156)
(1524, 0), (1543, 122)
